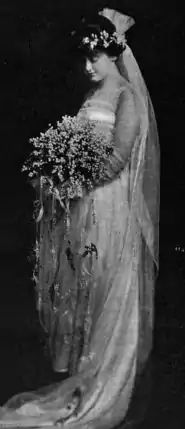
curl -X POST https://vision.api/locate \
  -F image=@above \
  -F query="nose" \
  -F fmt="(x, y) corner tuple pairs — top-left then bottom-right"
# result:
(85, 59), (93, 73)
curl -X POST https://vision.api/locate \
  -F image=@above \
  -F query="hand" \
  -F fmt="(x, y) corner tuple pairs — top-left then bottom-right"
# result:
(29, 177), (40, 189)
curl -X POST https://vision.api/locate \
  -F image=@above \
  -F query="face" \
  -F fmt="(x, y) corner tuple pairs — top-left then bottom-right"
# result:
(85, 52), (114, 82)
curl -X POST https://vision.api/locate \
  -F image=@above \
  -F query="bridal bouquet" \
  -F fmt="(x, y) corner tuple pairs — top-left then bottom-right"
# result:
(22, 116), (113, 205)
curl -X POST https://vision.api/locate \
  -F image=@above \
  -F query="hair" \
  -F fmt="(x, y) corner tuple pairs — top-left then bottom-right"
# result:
(76, 15), (125, 60)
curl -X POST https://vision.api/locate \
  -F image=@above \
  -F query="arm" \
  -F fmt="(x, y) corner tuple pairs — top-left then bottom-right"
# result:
(97, 87), (140, 185)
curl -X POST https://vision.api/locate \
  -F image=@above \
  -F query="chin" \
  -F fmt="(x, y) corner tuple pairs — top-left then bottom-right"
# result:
(93, 77), (105, 85)
(87, 73), (100, 82)
(90, 75), (99, 81)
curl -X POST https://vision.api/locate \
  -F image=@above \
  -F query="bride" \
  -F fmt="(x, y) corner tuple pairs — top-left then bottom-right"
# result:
(0, 8), (160, 429)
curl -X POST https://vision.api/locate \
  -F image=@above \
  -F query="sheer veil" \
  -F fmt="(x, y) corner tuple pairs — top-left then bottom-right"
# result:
(100, 8), (160, 271)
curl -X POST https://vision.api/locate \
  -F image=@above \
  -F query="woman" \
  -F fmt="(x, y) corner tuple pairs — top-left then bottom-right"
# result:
(0, 8), (160, 429)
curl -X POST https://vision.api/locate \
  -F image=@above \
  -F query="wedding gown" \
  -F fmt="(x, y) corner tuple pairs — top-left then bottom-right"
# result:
(0, 76), (160, 429)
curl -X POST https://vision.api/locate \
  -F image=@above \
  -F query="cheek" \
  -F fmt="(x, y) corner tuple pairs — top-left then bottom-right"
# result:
(94, 64), (105, 76)
(92, 59), (102, 74)
(100, 65), (107, 76)
(99, 60), (108, 75)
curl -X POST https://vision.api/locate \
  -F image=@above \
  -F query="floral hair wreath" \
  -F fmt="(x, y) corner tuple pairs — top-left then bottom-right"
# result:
(82, 30), (126, 51)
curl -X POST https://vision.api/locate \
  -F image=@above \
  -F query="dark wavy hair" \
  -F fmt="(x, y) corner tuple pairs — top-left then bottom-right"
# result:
(76, 15), (125, 60)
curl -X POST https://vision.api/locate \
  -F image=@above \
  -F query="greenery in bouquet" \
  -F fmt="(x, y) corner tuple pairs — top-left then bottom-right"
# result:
(22, 115), (114, 203)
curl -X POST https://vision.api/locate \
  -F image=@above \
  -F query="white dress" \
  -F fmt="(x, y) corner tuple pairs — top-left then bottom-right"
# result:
(0, 81), (159, 429)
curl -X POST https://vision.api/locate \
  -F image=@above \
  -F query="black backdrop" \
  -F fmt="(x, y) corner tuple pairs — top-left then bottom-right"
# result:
(0, 1), (185, 425)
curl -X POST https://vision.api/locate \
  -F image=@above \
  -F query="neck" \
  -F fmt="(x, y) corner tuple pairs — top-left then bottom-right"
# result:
(87, 67), (124, 95)
(89, 75), (123, 97)
(100, 73), (124, 93)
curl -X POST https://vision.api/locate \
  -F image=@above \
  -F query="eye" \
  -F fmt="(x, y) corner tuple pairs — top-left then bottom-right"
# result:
(93, 55), (100, 62)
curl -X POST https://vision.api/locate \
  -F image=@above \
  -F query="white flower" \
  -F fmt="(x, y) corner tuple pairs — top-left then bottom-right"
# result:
(100, 30), (109, 39)
(81, 29), (126, 51)
(83, 36), (90, 44)
(103, 41), (109, 48)
(22, 114), (113, 209)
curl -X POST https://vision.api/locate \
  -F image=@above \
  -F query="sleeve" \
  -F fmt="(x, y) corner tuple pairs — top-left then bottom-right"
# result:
(96, 87), (140, 186)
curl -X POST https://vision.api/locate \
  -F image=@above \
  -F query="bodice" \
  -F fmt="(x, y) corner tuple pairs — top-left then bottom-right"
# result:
(79, 98), (116, 128)
(77, 86), (124, 136)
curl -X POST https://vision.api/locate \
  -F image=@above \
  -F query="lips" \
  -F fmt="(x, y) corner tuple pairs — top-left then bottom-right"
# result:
(85, 70), (95, 78)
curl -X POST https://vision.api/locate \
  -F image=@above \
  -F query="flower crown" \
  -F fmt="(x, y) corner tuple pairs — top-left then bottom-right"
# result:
(82, 30), (126, 51)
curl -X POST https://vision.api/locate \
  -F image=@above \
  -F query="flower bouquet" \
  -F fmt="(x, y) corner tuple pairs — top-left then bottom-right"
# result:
(22, 116), (113, 213)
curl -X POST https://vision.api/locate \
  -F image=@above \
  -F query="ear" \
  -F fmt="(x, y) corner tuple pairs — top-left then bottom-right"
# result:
(110, 56), (117, 62)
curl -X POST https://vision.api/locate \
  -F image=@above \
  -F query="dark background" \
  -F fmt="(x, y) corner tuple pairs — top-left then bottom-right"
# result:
(0, 0), (185, 427)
